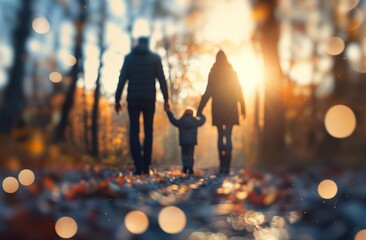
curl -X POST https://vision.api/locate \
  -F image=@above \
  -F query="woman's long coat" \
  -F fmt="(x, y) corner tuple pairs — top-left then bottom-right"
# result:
(197, 62), (245, 126)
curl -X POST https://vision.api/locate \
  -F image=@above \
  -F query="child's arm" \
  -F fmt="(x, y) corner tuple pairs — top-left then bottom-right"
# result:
(167, 110), (179, 127)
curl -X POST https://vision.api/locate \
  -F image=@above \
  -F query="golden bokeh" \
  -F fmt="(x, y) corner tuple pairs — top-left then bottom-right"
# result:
(355, 229), (366, 240)
(270, 216), (286, 228)
(336, 0), (359, 12)
(324, 105), (356, 138)
(55, 216), (78, 239)
(325, 37), (345, 56)
(32, 17), (50, 34)
(158, 206), (186, 234)
(124, 210), (149, 234)
(244, 210), (265, 225)
(18, 169), (35, 186)
(62, 54), (77, 67)
(2, 176), (19, 193)
(318, 179), (337, 199)
(27, 134), (45, 155)
(49, 72), (63, 83)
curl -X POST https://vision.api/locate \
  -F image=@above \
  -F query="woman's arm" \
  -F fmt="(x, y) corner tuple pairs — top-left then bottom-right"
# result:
(196, 114), (206, 127)
(197, 72), (213, 115)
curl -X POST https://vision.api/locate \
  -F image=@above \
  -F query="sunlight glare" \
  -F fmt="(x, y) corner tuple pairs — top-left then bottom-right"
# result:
(132, 18), (150, 38)
(109, 0), (125, 16)
(105, 22), (124, 46)
(83, 59), (99, 90)
(84, 44), (100, 58)
(230, 46), (264, 97)
(289, 61), (313, 85)
(201, 0), (253, 44)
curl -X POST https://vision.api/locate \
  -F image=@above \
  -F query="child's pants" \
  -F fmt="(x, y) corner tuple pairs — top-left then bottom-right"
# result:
(181, 145), (194, 173)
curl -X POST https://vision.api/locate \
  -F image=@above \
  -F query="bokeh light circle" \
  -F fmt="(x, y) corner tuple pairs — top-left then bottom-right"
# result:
(32, 17), (50, 34)
(124, 210), (149, 234)
(336, 0), (359, 12)
(324, 105), (356, 138)
(55, 216), (78, 239)
(325, 37), (345, 56)
(355, 229), (366, 240)
(18, 169), (35, 186)
(158, 206), (186, 234)
(62, 54), (77, 67)
(2, 177), (19, 193)
(318, 179), (338, 199)
(49, 72), (63, 83)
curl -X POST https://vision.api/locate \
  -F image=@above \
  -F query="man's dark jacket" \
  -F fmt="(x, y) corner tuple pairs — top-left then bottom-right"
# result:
(115, 42), (169, 103)
(167, 111), (206, 146)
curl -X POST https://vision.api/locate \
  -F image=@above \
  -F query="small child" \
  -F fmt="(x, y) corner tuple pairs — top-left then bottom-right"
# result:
(167, 108), (206, 174)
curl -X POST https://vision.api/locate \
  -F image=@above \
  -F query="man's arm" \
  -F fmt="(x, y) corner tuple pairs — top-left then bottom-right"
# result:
(115, 58), (128, 105)
(155, 57), (169, 103)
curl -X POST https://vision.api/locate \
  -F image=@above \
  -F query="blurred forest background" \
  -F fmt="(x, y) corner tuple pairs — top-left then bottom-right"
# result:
(0, 0), (365, 169)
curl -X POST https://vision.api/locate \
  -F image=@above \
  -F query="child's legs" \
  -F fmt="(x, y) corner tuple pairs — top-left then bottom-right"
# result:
(181, 145), (195, 170)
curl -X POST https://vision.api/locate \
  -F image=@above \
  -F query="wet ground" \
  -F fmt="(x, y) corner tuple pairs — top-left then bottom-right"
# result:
(1, 165), (366, 240)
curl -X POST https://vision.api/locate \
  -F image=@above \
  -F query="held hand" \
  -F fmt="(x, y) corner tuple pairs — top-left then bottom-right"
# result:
(115, 102), (122, 114)
(164, 101), (170, 112)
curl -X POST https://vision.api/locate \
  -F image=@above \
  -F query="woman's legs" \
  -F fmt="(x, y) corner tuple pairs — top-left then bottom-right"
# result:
(217, 124), (233, 174)
(224, 124), (233, 151)
(217, 125), (225, 152)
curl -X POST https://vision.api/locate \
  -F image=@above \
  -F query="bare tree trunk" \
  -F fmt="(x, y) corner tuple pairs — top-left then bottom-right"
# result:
(82, 80), (90, 152)
(91, 1), (107, 157)
(255, 0), (285, 165)
(0, 0), (32, 134)
(54, 0), (87, 142)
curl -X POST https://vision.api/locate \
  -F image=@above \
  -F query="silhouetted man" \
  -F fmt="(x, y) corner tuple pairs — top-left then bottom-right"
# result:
(115, 37), (170, 175)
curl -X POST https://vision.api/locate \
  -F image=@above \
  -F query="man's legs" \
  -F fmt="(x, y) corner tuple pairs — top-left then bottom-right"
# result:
(128, 103), (144, 175)
(142, 101), (155, 174)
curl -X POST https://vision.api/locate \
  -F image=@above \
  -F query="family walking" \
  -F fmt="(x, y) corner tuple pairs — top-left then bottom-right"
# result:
(115, 37), (246, 175)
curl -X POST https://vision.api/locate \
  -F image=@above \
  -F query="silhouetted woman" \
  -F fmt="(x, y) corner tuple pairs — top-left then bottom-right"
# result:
(197, 50), (246, 174)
